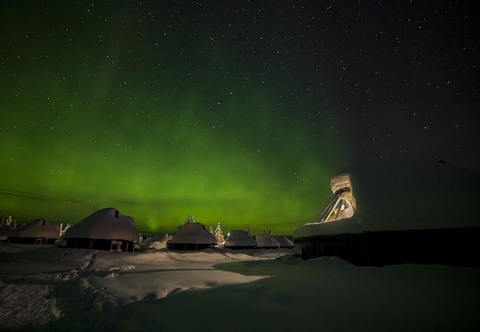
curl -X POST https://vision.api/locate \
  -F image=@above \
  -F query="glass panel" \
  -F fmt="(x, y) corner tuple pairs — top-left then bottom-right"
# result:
(312, 195), (341, 223)
(312, 189), (355, 223)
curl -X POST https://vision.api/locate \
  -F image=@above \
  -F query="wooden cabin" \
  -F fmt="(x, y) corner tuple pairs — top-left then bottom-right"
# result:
(167, 219), (217, 250)
(7, 218), (61, 244)
(62, 208), (140, 252)
(224, 230), (258, 250)
(256, 233), (280, 249)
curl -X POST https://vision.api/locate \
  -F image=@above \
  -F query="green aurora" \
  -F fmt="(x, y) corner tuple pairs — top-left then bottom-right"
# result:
(0, 2), (350, 235)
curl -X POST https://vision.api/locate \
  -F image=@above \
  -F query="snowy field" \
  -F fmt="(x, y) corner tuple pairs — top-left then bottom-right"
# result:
(1, 243), (479, 331)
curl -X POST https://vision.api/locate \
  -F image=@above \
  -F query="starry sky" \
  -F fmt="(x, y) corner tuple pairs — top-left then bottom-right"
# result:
(1, 0), (479, 235)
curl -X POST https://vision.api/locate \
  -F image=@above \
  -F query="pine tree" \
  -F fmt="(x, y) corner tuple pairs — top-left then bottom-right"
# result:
(214, 223), (224, 243)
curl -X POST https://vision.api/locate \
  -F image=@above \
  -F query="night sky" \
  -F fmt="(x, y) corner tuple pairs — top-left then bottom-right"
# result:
(1, 1), (479, 235)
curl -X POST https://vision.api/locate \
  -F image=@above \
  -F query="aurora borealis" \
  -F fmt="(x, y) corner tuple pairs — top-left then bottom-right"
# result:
(1, 1), (479, 234)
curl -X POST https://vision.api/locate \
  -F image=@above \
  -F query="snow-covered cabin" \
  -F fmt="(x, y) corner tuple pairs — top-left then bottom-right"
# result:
(274, 236), (294, 249)
(7, 218), (61, 244)
(167, 221), (217, 250)
(256, 234), (280, 249)
(293, 160), (480, 266)
(63, 208), (140, 252)
(224, 230), (258, 250)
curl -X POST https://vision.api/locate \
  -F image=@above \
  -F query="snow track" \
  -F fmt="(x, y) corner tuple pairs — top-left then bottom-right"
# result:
(0, 245), (279, 331)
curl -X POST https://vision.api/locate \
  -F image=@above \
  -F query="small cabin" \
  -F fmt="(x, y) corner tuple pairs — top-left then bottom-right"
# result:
(7, 218), (61, 244)
(256, 233), (280, 249)
(224, 230), (258, 250)
(62, 208), (140, 252)
(167, 220), (217, 250)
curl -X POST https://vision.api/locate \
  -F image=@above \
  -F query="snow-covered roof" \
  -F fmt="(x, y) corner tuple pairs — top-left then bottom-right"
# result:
(8, 219), (61, 239)
(274, 236), (294, 248)
(168, 222), (217, 245)
(293, 218), (362, 240)
(294, 159), (480, 240)
(255, 234), (280, 248)
(224, 230), (258, 247)
(64, 208), (139, 242)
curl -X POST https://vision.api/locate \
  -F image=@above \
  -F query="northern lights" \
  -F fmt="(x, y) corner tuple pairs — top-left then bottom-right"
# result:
(0, 1), (348, 234)
(1, 1), (479, 234)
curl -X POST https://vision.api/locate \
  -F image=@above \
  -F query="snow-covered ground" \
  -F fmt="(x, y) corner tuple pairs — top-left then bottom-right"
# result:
(0, 243), (479, 331)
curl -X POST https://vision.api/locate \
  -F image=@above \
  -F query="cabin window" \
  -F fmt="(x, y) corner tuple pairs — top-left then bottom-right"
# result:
(313, 189), (355, 223)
